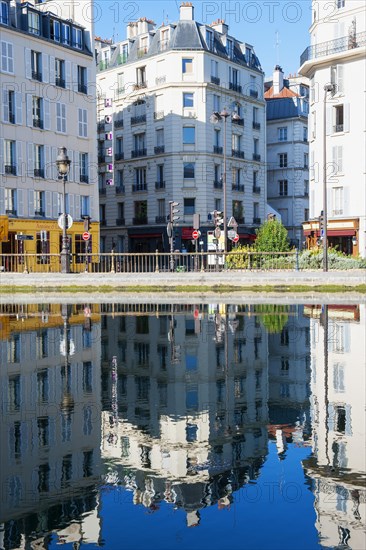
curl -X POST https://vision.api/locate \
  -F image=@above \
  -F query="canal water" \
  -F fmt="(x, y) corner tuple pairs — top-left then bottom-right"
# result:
(0, 301), (365, 550)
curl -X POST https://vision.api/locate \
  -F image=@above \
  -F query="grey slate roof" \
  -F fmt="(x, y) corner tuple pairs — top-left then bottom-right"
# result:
(266, 97), (305, 120)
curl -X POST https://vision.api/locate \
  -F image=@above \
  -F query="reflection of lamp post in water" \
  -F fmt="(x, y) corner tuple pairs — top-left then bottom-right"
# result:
(56, 147), (71, 273)
(60, 304), (74, 415)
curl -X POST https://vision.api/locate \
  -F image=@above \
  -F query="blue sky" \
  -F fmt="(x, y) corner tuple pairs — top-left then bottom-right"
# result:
(95, 0), (312, 78)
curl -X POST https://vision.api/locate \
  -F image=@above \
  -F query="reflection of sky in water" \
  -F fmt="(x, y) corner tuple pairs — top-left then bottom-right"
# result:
(0, 303), (365, 550)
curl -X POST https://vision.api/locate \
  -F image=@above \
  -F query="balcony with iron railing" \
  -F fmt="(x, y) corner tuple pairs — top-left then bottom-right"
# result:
(253, 186), (261, 194)
(155, 181), (165, 190)
(232, 183), (245, 192)
(9, 112), (15, 124)
(250, 89), (258, 98)
(34, 168), (45, 178)
(334, 124), (344, 133)
(252, 121), (260, 130)
(55, 77), (65, 88)
(132, 183), (147, 192)
(214, 179), (223, 189)
(232, 117), (244, 126)
(253, 217), (261, 224)
(115, 152), (124, 161)
(213, 146), (223, 155)
(131, 114), (146, 125)
(5, 165), (16, 175)
(155, 75), (166, 85)
(114, 119), (124, 129)
(300, 31), (366, 67)
(80, 175), (89, 183)
(253, 153), (261, 162)
(115, 185), (125, 194)
(78, 83), (88, 94)
(211, 75), (220, 85)
(154, 145), (165, 154)
(32, 70), (42, 82)
(131, 148), (147, 158)
(133, 216), (148, 225)
(232, 149), (244, 159)
(133, 82), (147, 91)
(155, 215), (166, 223)
(116, 218), (125, 226)
(229, 82), (242, 93)
(33, 118), (43, 129)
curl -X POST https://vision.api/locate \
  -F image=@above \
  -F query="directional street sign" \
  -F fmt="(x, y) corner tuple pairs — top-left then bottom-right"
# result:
(15, 234), (34, 241)
(192, 230), (201, 240)
(82, 231), (91, 241)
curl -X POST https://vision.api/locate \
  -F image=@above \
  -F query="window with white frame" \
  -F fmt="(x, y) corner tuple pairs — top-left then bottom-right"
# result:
(4, 90), (15, 123)
(337, 0), (345, 9)
(303, 126), (308, 141)
(56, 103), (66, 133)
(183, 92), (194, 108)
(1, 41), (14, 73)
(55, 58), (65, 87)
(304, 153), (309, 168)
(77, 65), (87, 93)
(32, 96), (42, 128)
(226, 39), (233, 58)
(72, 27), (83, 49)
(80, 153), (89, 183)
(156, 128), (164, 147)
(304, 180), (309, 196)
(311, 111), (316, 138)
(279, 153), (288, 168)
(117, 72), (124, 94)
(62, 23), (70, 45)
(34, 144), (44, 177)
(0, 1), (9, 25)
(31, 50), (42, 81)
(232, 133), (241, 152)
(50, 19), (61, 41)
(332, 187), (343, 216)
(5, 188), (16, 214)
(211, 59), (218, 77)
(136, 65), (146, 86)
(215, 198), (221, 211)
(4, 140), (16, 174)
(28, 11), (40, 35)
(182, 58), (193, 73)
(278, 127), (287, 141)
(157, 198), (165, 218)
(34, 190), (45, 215)
(81, 195), (90, 217)
(206, 29), (214, 50)
(279, 180), (288, 196)
(331, 65), (344, 93)
(78, 108), (87, 137)
(135, 167), (146, 186)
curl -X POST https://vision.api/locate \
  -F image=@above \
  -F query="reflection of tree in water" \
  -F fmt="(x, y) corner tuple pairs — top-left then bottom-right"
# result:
(254, 304), (290, 334)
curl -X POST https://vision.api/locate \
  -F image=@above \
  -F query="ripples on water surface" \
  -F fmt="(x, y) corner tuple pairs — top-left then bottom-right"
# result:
(0, 302), (365, 550)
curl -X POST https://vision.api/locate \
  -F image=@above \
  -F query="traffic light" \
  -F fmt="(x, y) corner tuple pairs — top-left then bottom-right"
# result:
(169, 201), (180, 223)
(83, 216), (91, 231)
(213, 210), (223, 227)
(319, 210), (324, 233)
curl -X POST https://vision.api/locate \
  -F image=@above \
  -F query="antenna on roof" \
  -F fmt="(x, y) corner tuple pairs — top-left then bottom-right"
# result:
(274, 30), (281, 66)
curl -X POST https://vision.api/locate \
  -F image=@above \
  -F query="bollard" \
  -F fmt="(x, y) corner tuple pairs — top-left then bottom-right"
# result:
(110, 250), (115, 273)
(155, 249), (159, 273)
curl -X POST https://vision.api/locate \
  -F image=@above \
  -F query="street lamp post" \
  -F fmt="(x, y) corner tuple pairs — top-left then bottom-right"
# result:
(210, 109), (241, 255)
(56, 147), (71, 273)
(323, 84), (336, 272)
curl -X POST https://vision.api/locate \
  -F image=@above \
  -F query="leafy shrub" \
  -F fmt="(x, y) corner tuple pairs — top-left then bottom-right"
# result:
(254, 220), (290, 253)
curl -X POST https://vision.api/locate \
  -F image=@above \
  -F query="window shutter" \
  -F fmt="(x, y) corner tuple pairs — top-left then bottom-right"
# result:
(75, 194), (80, 220)
(28, 189), (34, 217)
(2, 89), (9, 122)
(343, 103), (350, 132)
(25, 48), (31, 79)
(84, 109), (88, 137)
(76, 152), (81, 183)
(17, 189), (24, 217)
(65, 60), (71, 89)
(51, 146), (58, 180)
(52, 191), (59, 218)
(69, 193), (75, 218)
(86, 68), (90, 93)
(15, 92), (22, 124)
(337, 64), (343, 93)
(90, 196), (94, 220)
(44, 146), (51, 179)
(45, 191), (52, 218)
(345, 404), (352, 436)
(7, 43), (14, 73)
(62, 103), (66, 133)
(338, 146), (343, 172)
(43, 99), (50, 130)
(17, 141), (23, 177)
(0, 186), (4, 214)
(26, 94), (33, 126)
(343, 186), (349, 215)
(68, 149), (74, 181)
(72, 63), (78, 92)
(0, 138), (4, 175)
(49, 55), (55, 85)
(42, 53), (49, 83)
(327, 403), (335, 431)
(27, 142), (34, 176)
(326, 107), (333, 135)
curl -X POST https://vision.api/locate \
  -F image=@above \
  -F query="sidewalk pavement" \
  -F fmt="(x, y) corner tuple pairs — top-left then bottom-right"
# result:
(1, 270), (365, 289)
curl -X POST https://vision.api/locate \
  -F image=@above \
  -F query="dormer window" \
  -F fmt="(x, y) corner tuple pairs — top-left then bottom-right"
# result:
(62, 23), (70, 45)
(226, 38), (233, 59)
(0, 1), (9, 25)
(28, 11), (40, 35)
(159, 29), (169, 51)
(72, 27), (83, 49)
(50, 19), (61, 42)
(245, 47), (252, 64)
(206, 29), (214, 50)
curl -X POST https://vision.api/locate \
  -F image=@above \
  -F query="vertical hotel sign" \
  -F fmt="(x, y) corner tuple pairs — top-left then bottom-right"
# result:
(0, 216), (9, 242)
(105, 98), (114, 186)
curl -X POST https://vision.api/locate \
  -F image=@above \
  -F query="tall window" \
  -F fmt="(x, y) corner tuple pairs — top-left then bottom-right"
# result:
(34, 190), (45, 215)
(136, 65), (146, 86)
(50, 19), (61, 41)
(279, 180), (288, 196)
(334, 105), (344, 132)
(0, 1), (9, 25)
(213, 94), (220, 112)
(183, 92), (194, 108)
(332, 187), (344, 215)
(1, 41), (14, 73)
(184, 198), (195, 215)
(182, 58), (193, 73)
(72, 27), (83, 49)
(55, 58), (65, 87)
(226, 38), (233, 58)
(34, 144), (44, 177)
(183, 163), (195, 179)
(62, 23), (70, 45)
(28, 11), (40, 35)
(77, 66), (87, 94)
(206, 29), (214, 50)
(32, 96), (42, 128)
(31, 50), (42, 81)
(80, 153), (89, 183)
(4, 140), (16, 174)
(117, 72), (124, 94)
(278, 127), (287, 141)
(183, 127), (195, 144)
(81, 195), (90, 216)
(5, 188), (17, 215)
(279, 153), (288, 168)
(78, 108), (88, 137)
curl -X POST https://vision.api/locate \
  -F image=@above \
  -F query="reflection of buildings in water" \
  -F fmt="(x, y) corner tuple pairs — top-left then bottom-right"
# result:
(0, 304), (102, 549)
(303, 304), (366, 549)
(268, 305), (312, 456)
(100, 305), (269, 522)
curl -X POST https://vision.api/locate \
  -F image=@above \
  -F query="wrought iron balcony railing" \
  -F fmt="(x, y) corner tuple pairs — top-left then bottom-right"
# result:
(133, 217), (148, 225)
(300, 31), (366, 66)
(253, 153), (261, 162)
(114, 119), (124, 128)
(115, 152), (124, 161)
(155, 181), (166, 190)
(229, 82), (242, 93)
(211, 76), (220, 85)
(154, 145), (165, 154)
(232, 149), (244, 159)
(116, 218), (125, 226)
(253, 186), (261, 194)
(78, 83), (88, 94)
(213, 179), (223, 189)
(55, 77), (65, 88)
(5, 165), (16, 175)
(213, 146), (223, 155)
(131, 148), (147, 158)
(252, 121), (261, 130)
(131, 114), (146, 125)
(232, 183), (244, 192)
(115, 185), (125, 194)
(34, 168), (44, 178)
(132, 183), (147, 192)
(32, 70), (42, 81)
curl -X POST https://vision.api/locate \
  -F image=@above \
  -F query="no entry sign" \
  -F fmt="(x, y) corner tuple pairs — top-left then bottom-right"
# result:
(192, 230), (201, 240)
(82, 231), (91, 241)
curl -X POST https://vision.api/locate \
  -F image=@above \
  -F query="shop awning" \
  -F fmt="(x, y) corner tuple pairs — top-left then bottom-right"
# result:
(182, 227), (194, 239)
(239, 233), (256, 240)
(129, 233), (163, 239)
(304, 229), (356, 237)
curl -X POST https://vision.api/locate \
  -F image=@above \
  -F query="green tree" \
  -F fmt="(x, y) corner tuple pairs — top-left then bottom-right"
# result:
(254, 219), (290, 252)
